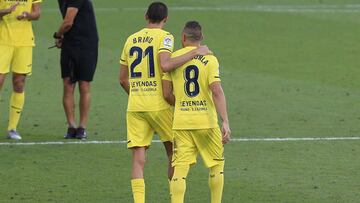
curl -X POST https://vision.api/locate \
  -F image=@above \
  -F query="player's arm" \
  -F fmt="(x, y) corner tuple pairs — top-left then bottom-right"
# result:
(162, 80), (175, 106)
(54, 7), (78, 39)
(17, 2), (41, 21)
(53, 7), (78, 48)
(210, 82), (231, 144)
(159, 46), (211, 72)
(0, 2), (18, 18)
(119, 64), (130, 95)
(119, 42), (130, 94)
(54, 0), (82, 48)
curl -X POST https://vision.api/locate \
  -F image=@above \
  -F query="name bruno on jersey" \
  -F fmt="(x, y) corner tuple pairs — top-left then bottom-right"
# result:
(132, 36), (154, 44)
(129, 35), (159, 93)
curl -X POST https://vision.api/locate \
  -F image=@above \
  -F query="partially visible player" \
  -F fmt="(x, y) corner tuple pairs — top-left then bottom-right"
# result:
(119, 2), (211, 203)
(0, 0), (42, 140)
(54, 0), (99, 139)
(162, 21), (231, 203)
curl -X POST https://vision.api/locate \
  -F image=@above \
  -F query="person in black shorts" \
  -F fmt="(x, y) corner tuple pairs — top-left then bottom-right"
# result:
(54, 0), (99, 139)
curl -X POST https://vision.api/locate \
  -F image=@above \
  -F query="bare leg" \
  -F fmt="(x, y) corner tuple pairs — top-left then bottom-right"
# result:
(163, 141), (174, 180)
(131, 147), (147, 179)
(63, 77), (76, 127)
(0, 73), (6, 91)
(78, 81), (91, 128)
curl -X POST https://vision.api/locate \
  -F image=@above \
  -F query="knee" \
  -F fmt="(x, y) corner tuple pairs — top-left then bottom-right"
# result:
(63, 79), (75, 91)
(210, 162), (224, 176)
(137, 156), (146, 166)
(79, 82), (90, 95)
(12, 77), (25, 93)
(133, 150), (146, 166)
(63, 85), (75, 96)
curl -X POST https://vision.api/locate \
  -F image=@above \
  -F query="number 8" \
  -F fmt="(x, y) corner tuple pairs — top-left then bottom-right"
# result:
(184, 65), (200, 97)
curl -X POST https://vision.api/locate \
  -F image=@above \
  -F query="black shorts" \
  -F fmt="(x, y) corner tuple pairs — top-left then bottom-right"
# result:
(60, 46), (98, 83)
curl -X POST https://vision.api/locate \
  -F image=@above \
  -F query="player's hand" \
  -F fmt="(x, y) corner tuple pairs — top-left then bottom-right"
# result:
(17, 12), (30, 20)
(195, 45), (213, 56)
(4, 2), (19, 14)
(55, 38), (63, 48)
(9, 3), (19, 12)
(221, 121), (231, 144)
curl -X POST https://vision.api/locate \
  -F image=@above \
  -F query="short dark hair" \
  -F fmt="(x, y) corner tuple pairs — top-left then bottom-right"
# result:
(146, 2), (168, 23)
(183, 21), (203, 42)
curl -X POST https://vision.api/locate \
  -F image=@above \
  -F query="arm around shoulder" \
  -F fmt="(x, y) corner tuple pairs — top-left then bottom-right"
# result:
(0, 2), (18, 18)
(159, 45), (212, 72)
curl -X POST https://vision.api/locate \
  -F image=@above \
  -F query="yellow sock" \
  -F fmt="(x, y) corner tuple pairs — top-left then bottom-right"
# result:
(209, 163), (225, 203)
(170, 165), (189, 203)
(131, 179), (145, 203)
(8, 92), (25, 131)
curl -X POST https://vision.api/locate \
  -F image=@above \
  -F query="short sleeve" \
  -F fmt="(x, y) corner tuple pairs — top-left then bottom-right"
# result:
(162, 72), (172, 81)
(208, 57), (221, 85)
(67, 0), (84, 8)
(33, 0), (42, 3)
(158, 33), (174, 54)
(119, 41), (128, 65)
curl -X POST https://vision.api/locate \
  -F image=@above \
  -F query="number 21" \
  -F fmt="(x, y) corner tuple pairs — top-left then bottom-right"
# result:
(129, 46), (155, 78)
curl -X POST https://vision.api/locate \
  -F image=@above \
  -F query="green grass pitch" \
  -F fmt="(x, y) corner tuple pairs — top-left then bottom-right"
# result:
(1, 0), (360, 202)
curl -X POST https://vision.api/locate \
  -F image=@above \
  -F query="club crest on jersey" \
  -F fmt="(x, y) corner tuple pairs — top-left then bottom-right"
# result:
(163, 36), (173, 48)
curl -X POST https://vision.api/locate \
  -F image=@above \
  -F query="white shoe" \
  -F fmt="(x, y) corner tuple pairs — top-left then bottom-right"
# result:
(7, 130), (22, 140)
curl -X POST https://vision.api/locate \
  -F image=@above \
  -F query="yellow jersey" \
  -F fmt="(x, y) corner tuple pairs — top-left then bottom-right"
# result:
(0, 0), (41, 47)
(163, 46), (221, 130)
(120, 28), (174, 112)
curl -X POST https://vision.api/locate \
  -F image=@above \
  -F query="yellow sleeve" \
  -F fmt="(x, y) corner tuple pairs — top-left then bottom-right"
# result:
(208, 57), (221, 85)
(158, 33), (174, 54)
(119, 41), (128, 66)
(162, 72), (172, 81)
(33, 0), (42, 3)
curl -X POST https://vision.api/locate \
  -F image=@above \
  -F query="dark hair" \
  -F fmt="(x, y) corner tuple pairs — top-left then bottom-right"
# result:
(146, 2), (168, 23)
(183, 21), (203, 42)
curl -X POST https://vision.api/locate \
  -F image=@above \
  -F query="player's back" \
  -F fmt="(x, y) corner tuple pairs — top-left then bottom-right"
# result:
(0, 0), (41, 46)
(168, 46), (221, 130)
(120, 28), (174, 112)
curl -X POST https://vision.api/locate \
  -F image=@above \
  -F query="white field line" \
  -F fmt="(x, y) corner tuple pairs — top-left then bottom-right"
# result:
(0, 137), (359, 146)
(43, 5), (360, 13)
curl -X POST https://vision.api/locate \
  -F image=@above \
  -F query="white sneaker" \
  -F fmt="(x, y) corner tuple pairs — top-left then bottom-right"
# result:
(7, 130), (22, 140)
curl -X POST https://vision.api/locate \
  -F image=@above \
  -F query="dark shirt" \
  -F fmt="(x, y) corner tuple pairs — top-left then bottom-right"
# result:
(58, 0), (99, 48)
